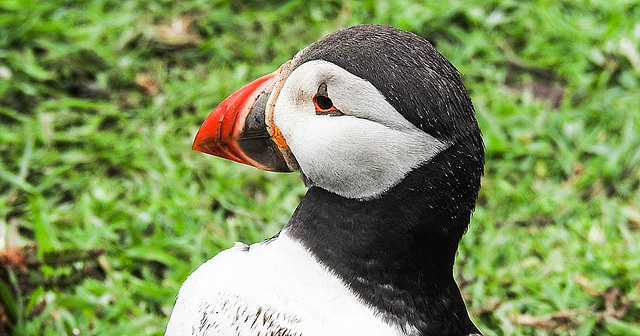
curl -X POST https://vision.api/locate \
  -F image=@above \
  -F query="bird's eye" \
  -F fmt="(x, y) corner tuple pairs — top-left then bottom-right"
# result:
(315, 95), (333, 110)
(313, 83), (344, 116)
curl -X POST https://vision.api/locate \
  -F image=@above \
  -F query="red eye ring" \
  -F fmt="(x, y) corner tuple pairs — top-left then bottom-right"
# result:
(313, 94), (344, 116)
(315, 95), (333, 110)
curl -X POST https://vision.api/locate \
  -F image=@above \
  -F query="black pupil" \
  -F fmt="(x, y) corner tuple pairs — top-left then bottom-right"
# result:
(316, 96), (333, 110)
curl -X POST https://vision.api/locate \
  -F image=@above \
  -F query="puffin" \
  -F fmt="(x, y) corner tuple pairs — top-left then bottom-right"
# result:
(166, 25), (484, 336)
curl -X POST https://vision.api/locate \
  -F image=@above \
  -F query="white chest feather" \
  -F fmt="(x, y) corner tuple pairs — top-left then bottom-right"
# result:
(166, 233), (415, 336)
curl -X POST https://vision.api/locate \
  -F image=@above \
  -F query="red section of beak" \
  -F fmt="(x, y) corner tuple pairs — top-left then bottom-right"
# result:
(192, 71), (292, 172)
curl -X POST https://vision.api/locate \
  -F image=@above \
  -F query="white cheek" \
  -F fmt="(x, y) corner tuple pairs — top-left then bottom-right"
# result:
(286, 116), (447, 199)
(273, 60), (449, 199)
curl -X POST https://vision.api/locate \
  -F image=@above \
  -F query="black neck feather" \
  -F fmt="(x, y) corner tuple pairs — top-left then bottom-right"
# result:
(285, 144), (482, 335)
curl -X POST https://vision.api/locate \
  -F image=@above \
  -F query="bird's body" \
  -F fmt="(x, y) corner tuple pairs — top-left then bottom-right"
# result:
(166, 233), (413, 336)
(167, 25), (484, 336)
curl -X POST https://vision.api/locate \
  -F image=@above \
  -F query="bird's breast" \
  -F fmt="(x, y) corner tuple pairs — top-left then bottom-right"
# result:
(166, 232), (415, 336)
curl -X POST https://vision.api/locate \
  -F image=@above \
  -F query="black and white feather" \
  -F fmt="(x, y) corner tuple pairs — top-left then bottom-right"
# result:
(167, 25), (485, 336)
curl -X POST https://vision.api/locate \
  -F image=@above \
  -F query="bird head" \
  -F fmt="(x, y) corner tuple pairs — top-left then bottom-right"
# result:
(193, 25), (483, 201)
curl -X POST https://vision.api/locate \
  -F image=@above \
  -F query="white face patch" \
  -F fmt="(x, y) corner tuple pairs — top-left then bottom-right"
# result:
(272, 60), (450, 200)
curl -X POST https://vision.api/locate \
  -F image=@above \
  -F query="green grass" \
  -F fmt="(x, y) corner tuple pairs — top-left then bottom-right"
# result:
(1, 0), (639, 335)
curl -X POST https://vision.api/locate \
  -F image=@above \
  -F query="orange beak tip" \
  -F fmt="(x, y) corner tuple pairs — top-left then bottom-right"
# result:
(191, 68), (293, 172)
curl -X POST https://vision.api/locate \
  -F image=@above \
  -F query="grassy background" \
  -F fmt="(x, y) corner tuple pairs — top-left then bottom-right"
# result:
(1, 0), (639, 335)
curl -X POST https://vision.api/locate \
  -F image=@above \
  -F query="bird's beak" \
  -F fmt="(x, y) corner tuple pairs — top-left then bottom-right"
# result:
(193, 61), (296, 172)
